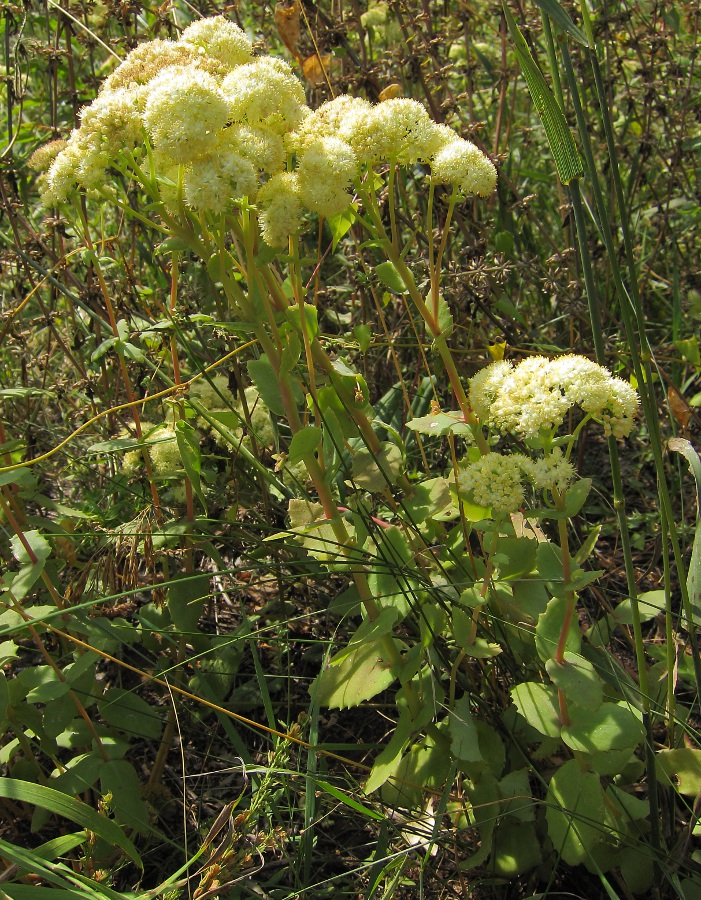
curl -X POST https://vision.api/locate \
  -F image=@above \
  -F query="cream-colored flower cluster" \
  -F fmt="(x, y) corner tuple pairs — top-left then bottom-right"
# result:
(32, 15), (497, 244)
(469, 355), (639, 439)
(458, 449), (576, 514)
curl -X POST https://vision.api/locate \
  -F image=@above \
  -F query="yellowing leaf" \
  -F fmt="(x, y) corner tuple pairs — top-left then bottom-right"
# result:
(379, 83), (402, 101)
(275, 0), (302, 60)
(302, 53), (331, 87)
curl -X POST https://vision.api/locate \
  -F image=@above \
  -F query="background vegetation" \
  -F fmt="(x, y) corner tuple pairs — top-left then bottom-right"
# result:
(0, 1), (700, 898)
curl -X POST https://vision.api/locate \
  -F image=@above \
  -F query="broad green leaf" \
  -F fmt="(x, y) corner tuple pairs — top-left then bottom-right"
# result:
(462, 639), (502, 659)
(288, 426), (322, 466)
(613, 589), (666, 624)
(545, 651), (603, 710)
(375, 260), (407, 294)
(448, 696), (482, 763)
(502, 4), (584, 185)
(10, 529), (51, 566)
(313, 639), (398, 709)
(0, 778), (141, 868)
(406, 411), (472, 437)
(0, 466), (33, 488)
(286, 302), (319, 340)
(499, 768), (535, 822)
(247, 355), (286, 416)
(333, 606), (400, 665)
(564, 478), (592, 516)
(535, 594), (581, 662)
(17, 665), (71, 703)
(98, 687), (163, 739)
(0, 670), (8, 727)
(536, 541), (563, 582)
(401, 477), (453, 523)
(459, 772), (499, 869)
(656, 748), (701, 796)
(510, 682), (562, 739)
(493, 536), (537, 580)
(533, 0), (590, 45)
(167, 573), (210, 632)
(352, 324), (372, 353)
(364, 706), (413, 794)
(382, 739), (452, 810)
(100, 759), (150, 832)
(351, 442), (403, 491)
(490, 820), (542, 876)
(175, 420), (206, 512)
(546, 759), (604, 865)
(562, 702), (644, 754)
(328, 203), (357, 250)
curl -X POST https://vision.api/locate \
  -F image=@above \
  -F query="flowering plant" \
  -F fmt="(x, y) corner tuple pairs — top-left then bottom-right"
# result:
(30, 15), (652, 884)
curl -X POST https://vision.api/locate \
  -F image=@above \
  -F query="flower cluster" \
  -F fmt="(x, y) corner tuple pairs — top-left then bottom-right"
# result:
(458, 450), (576, 514)
(469, 355), (639, 439)
(32, 15), (497, 244)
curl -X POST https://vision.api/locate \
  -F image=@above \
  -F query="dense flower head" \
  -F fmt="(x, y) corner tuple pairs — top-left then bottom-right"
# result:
(349, 98), (442, 164)
(469, 355), (639, 438)
(257, 172), (304, 247)
(142, 65), (230, 163)
(102, 39), (217, 92)
(178, 15), (253, 70)
(183, 151), (257, 212)
(222, 57), (308, 135)
(290, 95), (372, 151)
(224, 125), (286, 175)
(37, 16), (497, 228)
(297, 136), (358, 218)
(458, 452), (528, 514)
(458, 449), (577, 513)
(430, 138), (497, 197)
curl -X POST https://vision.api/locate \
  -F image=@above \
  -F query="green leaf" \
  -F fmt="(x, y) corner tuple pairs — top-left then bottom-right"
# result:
(167, 573), (210, 632)
(328, 203), (357, 250)
(502, 4), (584, 184)
(100, 759), (150, 833)
(448, 696), (482, 763)
(313, 639), (398, 709)
(0, 467), (33, 490)
(317, 779), (384, 819)
(17, 666), (71, 703)
(288, 426), (322, 466)
(564, 478), (591, 516)
(494, 536), (537, 580)
(0, 779), (141, 868)
(351, 442), (403, 491)
(490, 820), (542, 876)
(510, 682), (562, 739)
(406, 411), (473, 437)
(98, 688), (163, 740)
(382, 739), (452, 810)
(364, 707), (413, 795)
(546, 759), (605, 866)
(375, 260), (407, 294)
(10, 529), (51, 566)
(561, 702), (644, 754)
(248, 355), (292, 416)
(286, 302), (319, 341)
(536, 594), (581, 662)
(656, 748), (701, 796)
(175, 420), (206, 512)
(352, 324), (372, 354)
(533, 0), (590, 46)
(613, 589), (666, 624)
(669, 438), (701, 624)
(546, 651), (603, 710)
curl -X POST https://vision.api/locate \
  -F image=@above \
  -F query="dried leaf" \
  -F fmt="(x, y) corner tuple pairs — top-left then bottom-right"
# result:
(668, 385), (692, 429)
(379, 83), (402, 101)
(275, 0), (302, 60)
(302, 53), (331, 87)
